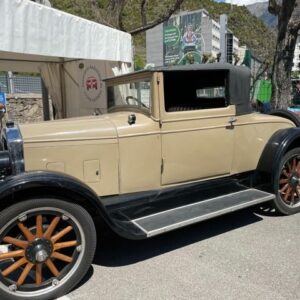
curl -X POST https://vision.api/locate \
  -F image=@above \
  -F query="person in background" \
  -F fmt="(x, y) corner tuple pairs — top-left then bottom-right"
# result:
(256, 72), (272, 114)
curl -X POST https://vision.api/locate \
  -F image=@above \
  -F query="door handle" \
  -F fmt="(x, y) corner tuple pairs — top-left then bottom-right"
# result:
(226, 117), (237, 129)
(228, 117), (237, 126)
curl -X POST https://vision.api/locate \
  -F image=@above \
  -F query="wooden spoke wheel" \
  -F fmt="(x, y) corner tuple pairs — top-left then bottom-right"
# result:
(0, 199), (96, 300)
(275, 148), (300, 215)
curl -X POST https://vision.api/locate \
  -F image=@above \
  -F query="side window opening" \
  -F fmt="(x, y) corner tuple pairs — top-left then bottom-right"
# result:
(164, 70), (229, 112)
(107, 80), (151, 111)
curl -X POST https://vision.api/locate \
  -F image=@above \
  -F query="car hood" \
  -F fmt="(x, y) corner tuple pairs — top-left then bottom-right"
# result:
(20, 115), (118, 143)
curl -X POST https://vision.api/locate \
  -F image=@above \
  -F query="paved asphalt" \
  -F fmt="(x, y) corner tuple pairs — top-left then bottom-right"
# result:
(59, 206), (300, 300)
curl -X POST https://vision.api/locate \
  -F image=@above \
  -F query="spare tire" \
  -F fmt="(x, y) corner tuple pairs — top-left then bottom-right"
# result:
(269, 109), (300, 127)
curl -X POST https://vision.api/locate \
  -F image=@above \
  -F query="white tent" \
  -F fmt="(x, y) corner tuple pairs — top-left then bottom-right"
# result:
(0, 0), (132, 118)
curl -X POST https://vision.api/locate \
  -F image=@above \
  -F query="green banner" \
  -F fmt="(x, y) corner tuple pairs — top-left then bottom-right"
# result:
(163, 26), (180, 47)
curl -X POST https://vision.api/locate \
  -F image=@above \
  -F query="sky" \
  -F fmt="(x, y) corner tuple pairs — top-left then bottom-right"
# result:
(215, 0), (267, 5)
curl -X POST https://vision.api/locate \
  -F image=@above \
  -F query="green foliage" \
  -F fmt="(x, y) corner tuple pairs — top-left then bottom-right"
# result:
(134, 54), (145, 70)
(51, 0), (97, 20)
(292, 71), (300, 79)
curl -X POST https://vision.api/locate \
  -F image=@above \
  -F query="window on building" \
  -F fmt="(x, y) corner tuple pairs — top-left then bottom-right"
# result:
(226, 33), (233, 64)
(163, 70), (229, 112)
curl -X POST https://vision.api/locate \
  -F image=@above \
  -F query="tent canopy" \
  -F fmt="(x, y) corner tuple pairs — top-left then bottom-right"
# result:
(0, 0), (132, 118)
(0, 0), (132, 66)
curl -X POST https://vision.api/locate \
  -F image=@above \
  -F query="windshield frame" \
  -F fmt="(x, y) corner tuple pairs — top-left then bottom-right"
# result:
(106, 74), (153, 115)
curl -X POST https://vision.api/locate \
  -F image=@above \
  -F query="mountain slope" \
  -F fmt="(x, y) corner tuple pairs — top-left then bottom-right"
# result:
(247, 2), (277, 27)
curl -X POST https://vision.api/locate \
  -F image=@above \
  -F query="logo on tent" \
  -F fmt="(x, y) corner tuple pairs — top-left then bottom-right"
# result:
(82, 66), (103, 102)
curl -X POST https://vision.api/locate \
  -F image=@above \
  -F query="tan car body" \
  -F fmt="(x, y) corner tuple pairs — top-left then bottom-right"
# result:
(20, 71), (294, 197)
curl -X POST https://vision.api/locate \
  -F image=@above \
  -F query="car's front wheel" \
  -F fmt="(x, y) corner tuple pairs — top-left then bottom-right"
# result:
(275, 147), (300, 215)
(0, 198), (96, 300)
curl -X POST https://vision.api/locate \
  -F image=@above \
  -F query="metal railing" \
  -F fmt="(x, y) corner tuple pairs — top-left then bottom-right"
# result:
(0, 75), (9, 93)
(0, 73), (42, 94)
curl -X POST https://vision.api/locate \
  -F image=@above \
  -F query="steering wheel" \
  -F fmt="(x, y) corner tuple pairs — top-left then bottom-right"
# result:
(125, 96), (148, 108)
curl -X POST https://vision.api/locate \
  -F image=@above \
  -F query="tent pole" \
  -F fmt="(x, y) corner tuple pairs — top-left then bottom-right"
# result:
(60, 64), (67, 118)
(41, 78), (50, 121)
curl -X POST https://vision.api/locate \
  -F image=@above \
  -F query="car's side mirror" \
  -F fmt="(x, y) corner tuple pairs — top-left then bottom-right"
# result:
(128, 114), (136, 125)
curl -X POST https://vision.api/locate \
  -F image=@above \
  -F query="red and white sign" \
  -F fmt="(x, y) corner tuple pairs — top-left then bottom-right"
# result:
(80, 64), (106, 109)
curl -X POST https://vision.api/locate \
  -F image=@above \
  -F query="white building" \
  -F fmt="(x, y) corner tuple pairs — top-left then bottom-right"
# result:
(293, 35), (300, 72)
(233, 35), (239, 54)
(219, 15), (239, 64)
(202, 13), (221, 57)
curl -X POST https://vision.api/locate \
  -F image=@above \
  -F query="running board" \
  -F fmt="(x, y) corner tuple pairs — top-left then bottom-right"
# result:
(130, 189), (274, 238)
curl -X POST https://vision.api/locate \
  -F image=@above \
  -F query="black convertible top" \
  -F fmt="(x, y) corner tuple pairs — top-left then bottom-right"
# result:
(105, 63), (252, 115)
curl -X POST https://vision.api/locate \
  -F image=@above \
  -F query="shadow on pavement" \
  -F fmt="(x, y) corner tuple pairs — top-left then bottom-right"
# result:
(92, 207), (263, 267)
(72, 265), (94, 292)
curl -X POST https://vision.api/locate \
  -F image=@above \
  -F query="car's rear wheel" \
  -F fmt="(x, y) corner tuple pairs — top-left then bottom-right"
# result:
(274, 148), (300, 215)
(0, 198), (96, 300)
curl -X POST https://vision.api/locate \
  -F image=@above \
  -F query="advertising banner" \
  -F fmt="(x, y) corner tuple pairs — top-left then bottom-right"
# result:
(163, 12), (203, 66)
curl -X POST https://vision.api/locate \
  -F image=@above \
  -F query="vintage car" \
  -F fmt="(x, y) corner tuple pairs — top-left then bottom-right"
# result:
(0, 64), (300, 299)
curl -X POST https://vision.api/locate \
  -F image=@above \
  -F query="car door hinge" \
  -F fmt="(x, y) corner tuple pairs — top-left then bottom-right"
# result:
(157, 77), (160, 85)
(161, 158), (164, 174)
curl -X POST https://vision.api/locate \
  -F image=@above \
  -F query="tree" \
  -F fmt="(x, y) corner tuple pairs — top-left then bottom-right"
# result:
(268, 0), (300, 108)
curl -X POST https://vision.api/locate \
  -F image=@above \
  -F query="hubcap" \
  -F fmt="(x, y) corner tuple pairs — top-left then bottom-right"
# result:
(25, 238), (53, 264)
(289, 173), (299, 187)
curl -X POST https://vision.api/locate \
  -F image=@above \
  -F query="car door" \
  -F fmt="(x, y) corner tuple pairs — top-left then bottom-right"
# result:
(158, 71), (236, 186)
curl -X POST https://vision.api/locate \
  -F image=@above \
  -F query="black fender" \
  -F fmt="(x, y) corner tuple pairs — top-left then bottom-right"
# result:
(256, 127), (300, 191)
(0, 170), (146, 240)
(270, 109), (300, 127)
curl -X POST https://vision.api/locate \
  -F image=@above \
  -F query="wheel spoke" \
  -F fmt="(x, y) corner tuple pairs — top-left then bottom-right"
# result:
(287, 162), (292, 173)
(45, 259), (59, 277)
(17, 263), (33, 286)
(292, 158), (297, 171)
(0, 250), (24, 260)
(51, 226), (73, 243)
(36, 264), (42, 286)
(2, 257), (27, 277)
(52, 252), (73, 263)
(36, 215), (43, 238)
(296, 161), (300, 172)
(18, 223), (34, 241)
(54, 240), (77, 251)
(282, 169), (290, 177)
(279, 178), (288, 184)
(279, 183), (289, 193)
(291, 190), (295, 205)
(2, 237), (28, 249)
(284, 187), (292, 202)
(43, 217), (60, 239)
